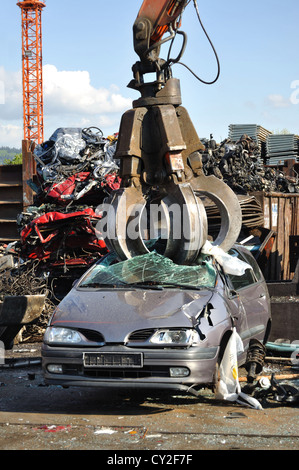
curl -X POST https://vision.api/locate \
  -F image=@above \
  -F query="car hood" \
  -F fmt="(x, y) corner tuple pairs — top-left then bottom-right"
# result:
(50, 288), (216, 342)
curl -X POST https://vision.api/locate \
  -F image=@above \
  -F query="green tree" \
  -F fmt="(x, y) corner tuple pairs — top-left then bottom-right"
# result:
(3, 153), (22, 165)
(272, 128), (291, 135)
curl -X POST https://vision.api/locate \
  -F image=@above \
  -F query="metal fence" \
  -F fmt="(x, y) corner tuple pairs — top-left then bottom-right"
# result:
(259, 192), (299, 281)
(0, 164), (23, 243)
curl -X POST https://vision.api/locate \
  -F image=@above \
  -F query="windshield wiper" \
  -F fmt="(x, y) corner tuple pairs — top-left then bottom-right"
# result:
(126, 281), (164, 290)
(158, 282), (213, 291)
(79, 282), (126, 289)
(78, 281), (163, 290)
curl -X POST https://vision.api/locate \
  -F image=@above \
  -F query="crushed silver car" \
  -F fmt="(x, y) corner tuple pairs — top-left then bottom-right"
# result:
(42, 245), (271, 393)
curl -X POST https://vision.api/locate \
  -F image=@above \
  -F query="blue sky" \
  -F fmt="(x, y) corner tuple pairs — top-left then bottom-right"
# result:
(0, 0), (298, 147)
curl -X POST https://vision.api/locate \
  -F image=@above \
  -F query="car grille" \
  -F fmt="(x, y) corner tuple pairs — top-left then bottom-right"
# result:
(63, 364), (170, 379)
(78, 329), (105, 343)
(128, 329), (156, 342)
(83, 366), (170, 379)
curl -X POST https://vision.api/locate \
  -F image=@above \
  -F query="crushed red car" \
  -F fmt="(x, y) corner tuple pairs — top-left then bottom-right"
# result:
(17, 127), (120, 277)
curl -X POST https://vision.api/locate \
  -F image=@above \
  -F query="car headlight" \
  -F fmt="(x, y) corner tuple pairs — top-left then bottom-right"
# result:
(149, 329), (198, 346)
(44, 327), (83, 345)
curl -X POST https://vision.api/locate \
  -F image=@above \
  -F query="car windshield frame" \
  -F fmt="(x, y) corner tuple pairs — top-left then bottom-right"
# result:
(78, 252), (217, 291)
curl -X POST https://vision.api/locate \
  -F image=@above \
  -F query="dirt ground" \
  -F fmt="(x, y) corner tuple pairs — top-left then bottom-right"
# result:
(0, 343), (298, 453)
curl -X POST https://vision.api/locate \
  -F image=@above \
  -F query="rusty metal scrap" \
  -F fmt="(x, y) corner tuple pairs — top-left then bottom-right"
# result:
(33, 127), (121, 206)
(17, 205), (107, 269)
(15, 127), (122, 273)
(204, 195), (264, 236)
(0, 263), (47, 302)
(201, 134), (299, 194)
(0, 261), (55, 343)
(228, 124), (271, 159)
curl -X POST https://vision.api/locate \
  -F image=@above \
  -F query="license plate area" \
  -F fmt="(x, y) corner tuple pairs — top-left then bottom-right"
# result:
(83, 352), (143, 368)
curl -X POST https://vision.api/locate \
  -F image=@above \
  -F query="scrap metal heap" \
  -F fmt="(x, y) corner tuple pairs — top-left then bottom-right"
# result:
(32, 127), (120, 206)
(201, 133), (299, 195)
(17, 127), (121, 274)
(0, 261), (52, 344)
(0, 128), (121, 341)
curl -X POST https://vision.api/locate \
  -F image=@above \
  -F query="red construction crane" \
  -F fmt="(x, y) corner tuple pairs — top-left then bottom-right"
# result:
(17, 0), (46, 144)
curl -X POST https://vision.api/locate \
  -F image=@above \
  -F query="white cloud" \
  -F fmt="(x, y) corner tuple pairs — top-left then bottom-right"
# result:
(0, 64), (132, 146)
(0, 67), (22, 119)
(0, 81), (4, 105)
(43, 64), (132, 116)
(0, 123), (22, 147)
(265, 94), (291, 108)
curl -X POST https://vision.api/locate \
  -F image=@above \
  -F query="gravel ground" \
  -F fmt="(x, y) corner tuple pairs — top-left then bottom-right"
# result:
(0, 343), (298, 451)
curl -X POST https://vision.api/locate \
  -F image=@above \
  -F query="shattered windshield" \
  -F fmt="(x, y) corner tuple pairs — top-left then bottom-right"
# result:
(78, 252), (217, 290)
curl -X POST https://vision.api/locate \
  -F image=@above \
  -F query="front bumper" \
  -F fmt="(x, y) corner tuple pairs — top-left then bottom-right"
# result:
(42, 343), (218, 391)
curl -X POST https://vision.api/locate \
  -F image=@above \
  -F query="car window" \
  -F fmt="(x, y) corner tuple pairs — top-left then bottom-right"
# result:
(78, 252), (217, 290)
(240, 249), (263, 282)
(226, 248), (256, 291)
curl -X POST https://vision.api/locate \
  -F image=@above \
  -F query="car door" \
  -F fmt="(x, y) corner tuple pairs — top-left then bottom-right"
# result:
(225, 247), (267, 350)
(239, 247), (270, 340)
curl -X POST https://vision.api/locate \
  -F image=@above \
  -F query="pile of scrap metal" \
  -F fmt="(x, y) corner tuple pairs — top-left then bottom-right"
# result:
(199, 133), (289, 254)
(201, 134), (299, 194)
(0, 248), (51, 345)
(17, 127), (121, 278)
(32, 127), (120, 206)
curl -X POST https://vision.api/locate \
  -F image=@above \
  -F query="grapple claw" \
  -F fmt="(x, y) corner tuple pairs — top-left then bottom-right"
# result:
(102, 78), (242, 265)
(104, 186), (148, 260)
(161, 182), (208, 264)
(103, 181), (208, 264)
(190, 174), (242, 252)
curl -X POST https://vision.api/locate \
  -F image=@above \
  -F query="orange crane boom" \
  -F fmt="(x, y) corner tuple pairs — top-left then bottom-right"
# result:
(17, 0), (46, 144)
(136, 0), (186, 45)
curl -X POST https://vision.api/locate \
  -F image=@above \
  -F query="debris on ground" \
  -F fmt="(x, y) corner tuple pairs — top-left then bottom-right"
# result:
(242, 373), (299, 406)
(239, 338), (299, 407)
